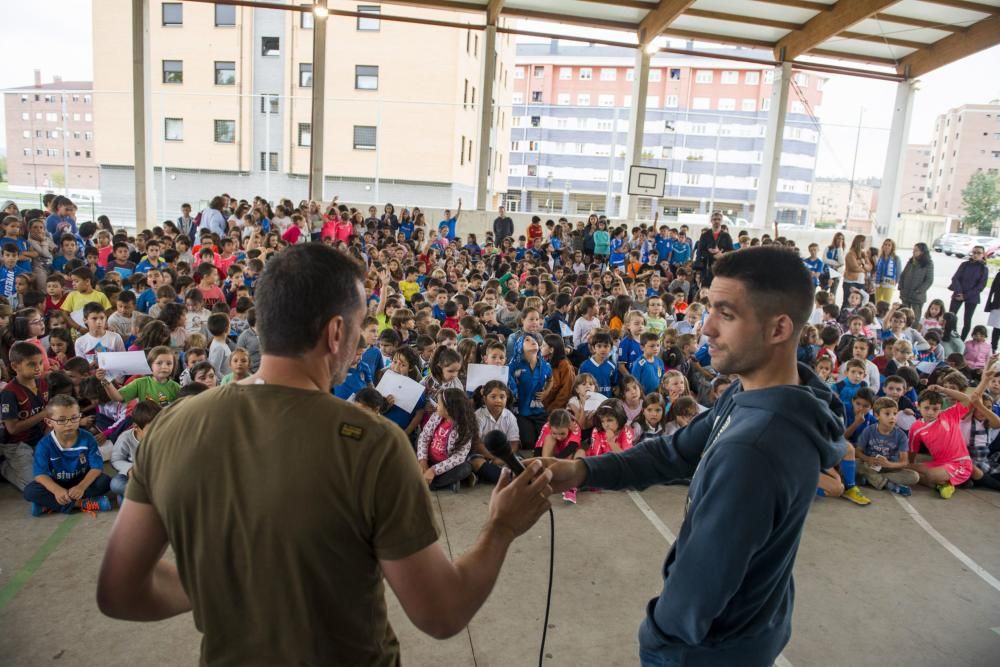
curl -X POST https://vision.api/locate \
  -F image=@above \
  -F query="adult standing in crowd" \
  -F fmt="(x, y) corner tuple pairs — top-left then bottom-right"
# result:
(540, 246), (846, 667)
(493, 205), (514, 244)
(898, 242), (934, 318)
(822, 232), (845, 294)
(842, 234), (870, 308)
(199, 196), (227, 239)
(695, 211), (733, 287)
(874, 238), (901, 305)
(949, 244), (989, 340)
(97, 244), (554, 665)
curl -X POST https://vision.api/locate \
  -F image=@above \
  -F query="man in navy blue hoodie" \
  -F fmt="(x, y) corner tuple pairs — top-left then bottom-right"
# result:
(543, 246), (847, 667)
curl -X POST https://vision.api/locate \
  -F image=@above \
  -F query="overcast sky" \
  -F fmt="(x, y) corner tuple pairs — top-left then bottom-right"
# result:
(1, 1), (998, 180)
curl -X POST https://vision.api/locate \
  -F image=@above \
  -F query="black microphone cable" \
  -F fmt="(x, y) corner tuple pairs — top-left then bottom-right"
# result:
(539, 506), (554, 667)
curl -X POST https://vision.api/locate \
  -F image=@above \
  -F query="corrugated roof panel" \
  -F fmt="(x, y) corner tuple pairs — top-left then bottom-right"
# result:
(504, 0), (654, 25)
(892, 0), (996, 25)
(850, 18), (951, 43)
(670, 14), (788, 43)
(814, 37), (917, 61)
(692, 0), (819, 25)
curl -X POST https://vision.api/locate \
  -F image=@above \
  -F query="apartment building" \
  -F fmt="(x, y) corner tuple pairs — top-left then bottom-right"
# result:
(508, 43), (825, 224)
(808, 178), (879, 229)
(3, 72), (99, 194)
(92, 1), (514, 217)
(897, 144), (931, 215)
(925, 103), (1000, 219)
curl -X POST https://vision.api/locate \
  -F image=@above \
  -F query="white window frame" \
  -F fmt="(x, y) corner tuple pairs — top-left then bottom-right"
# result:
(720, 71), (739, 84)
(164, 117), (184, 141)
(598, 94), (615, 107)
(559, 67), (572, 80)
(665, 95), (678, 108)
(741, 99), (756, 112)
(600, 68), (617, 81)
(717, 98), (736, 111)
(692, 97), (711, 110)
(695, 70), (713, 84)
(577, 93), (590, 106)
(557, 93), (570, 105)
(745, 71), (760, 85)
(579, 67), (592, 81)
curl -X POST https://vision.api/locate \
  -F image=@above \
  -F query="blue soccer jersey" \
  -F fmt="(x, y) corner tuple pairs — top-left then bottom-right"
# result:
(33, 430), (103, 483)
(580, 357), (619, 396)
(630, 356), (665, 395)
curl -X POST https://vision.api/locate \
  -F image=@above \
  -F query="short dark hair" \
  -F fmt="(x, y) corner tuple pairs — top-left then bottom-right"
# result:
(711, 247), (813, 332)
(131, 400), (162, 429)
(254, 245), (366, 357)
(48, 394), (80, 412)
(207, 313), (230, 337)
(83, 302), (106, 318)
(9, 341), (43, 364)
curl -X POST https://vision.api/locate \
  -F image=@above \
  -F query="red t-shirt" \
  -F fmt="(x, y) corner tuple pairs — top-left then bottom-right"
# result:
(527, 224), (543, 248)
(908, 403), (970, 464)
(44, 295), (66, 315)
(429, 419), (453, 464)
(535, 422), (581, 455)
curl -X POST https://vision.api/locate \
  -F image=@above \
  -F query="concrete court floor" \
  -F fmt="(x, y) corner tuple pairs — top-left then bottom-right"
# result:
(1, 479), (999, 666)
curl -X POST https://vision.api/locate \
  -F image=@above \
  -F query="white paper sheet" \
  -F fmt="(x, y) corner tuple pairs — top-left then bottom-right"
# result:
(375, 370), (425, 414)
(97, 351), (152, 376)
(584, 391), (608, 412)
(827, 267), (842, 280)
(465, 364), (509, 392)
(71, 309), (86, 327)
(559, 320), (573, 338)
(895, 412), (917, 432)
(915, 361), (938, 375)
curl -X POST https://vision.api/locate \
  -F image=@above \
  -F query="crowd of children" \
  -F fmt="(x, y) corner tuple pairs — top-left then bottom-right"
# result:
(1, 194), (998, 516)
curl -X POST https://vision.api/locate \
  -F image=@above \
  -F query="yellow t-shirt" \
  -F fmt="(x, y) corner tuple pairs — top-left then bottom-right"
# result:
(398, 280), (421, 302)
(61, 289), (112, 313)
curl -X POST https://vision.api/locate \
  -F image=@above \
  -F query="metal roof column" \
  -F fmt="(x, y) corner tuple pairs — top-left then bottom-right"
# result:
(308, 6), (328, 201)
(131, 0), (155, 230)
(476, 25), (498, 211)
(875, 80), (917, 242)
(622, 48), (650, 222)
(752, 62), (790, 229)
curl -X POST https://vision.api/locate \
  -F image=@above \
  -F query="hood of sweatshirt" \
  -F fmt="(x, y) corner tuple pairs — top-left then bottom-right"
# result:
(729, 362), (847, 470)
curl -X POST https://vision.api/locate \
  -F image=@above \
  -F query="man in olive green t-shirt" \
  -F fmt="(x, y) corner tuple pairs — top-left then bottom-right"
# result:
(97, 245), (553, 666)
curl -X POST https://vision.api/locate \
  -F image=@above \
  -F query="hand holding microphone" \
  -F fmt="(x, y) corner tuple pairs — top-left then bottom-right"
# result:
(484, 431), (552, 539)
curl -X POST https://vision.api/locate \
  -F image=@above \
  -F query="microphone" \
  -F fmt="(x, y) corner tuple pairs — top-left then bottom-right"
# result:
(484, 430), (525, 475)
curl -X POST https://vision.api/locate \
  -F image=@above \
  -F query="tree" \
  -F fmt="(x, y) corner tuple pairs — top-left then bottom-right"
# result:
(961, 171), (1000, 235)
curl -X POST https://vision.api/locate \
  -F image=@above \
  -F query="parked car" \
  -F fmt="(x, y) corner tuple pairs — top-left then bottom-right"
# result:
(953, 235), (997, 258)
(940, 234), (972, 255)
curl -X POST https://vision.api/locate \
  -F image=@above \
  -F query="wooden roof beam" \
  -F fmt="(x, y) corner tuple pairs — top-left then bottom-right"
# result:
(873, 13), (966, 33)
(898, 13), (1000, 77)
(775, 0), (900, 61)
(638, 0), (698, 46)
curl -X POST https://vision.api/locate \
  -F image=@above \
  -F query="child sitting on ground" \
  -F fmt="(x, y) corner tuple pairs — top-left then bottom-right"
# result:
(587, 399), (634, 456)
(416, 388), (476, 492)
(23, 394), (113, 516)
(109, 400), (162, 502)
(855, 397), (921, 495)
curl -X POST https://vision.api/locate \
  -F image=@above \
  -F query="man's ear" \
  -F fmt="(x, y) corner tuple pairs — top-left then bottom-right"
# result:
(325, 316), (346, 358)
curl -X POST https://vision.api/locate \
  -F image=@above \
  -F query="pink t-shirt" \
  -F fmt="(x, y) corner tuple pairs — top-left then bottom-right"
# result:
(534, 422), (581, 455)
(587, 427), (634, 457)
(429, 419), (453, 464)
(908, 403), (970, 464)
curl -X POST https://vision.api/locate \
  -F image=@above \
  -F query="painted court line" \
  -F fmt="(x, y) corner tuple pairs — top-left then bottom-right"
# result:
(627, 490), (794, 667)
(0, 513), (81, 611)
(893, 495), (1000, 594)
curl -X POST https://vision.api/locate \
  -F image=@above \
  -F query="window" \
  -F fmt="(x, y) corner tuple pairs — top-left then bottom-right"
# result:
(73, 113), (81, 121)
(215, 61), (236, 85)
(84, 131), (92, 140)
(527, 165), (538, 177)
(559, 67), (572, 80)
(353, 125), (376, 150)
(764, 69), (774, 84)
(460, 136), (466, 165)
(514, 67), (524, 79)
(577, 93), (590, 106)
(162, 2), (182, 25)
(260, 152), (279, 171)
(533, 66), (544, 78)
(670, 68), (681, 80)
(625, 69), (634, 81)
(215, 4), (236, 26)
(19, 94), (27, 102)
(260, 94), (279, 114)
(557, 93), (570, 105)
(649, 69), (662, 82)
(298, 123), (311, 147)
(83, 95), (91, 104)
(73, 131), (81, 139)
(647, 96), (659, 107)
(794, 72), (808, 86)
(164, 117), (183, 141)
(301, 5), (314, 28)
(261, 37), (280, 57)
(685, 173), (701, 186)
(761, 98), (771, 111)
(299, 63), (313, 87)
(745, 71), (760, 85)
(692, 97), (710, 109)
(214, 119), (235, 143)
(355, 65), (379, 90)
(46, 112), (58, 122)
(790, 101), (805, 114)
(21, 130), (30, 139)
(721, 71), (738, 84)
(598, 94), (614, 107)
(579, 68), (592, 80)
(357, 5), (381, 30)
(695, 70), (713, 83)
(600, 68), (616, 81)
(512, 92), (523, 104)
(741, 98), (756, 112)
(531, 91), (543, 103)
(718, 98), (736, 111)
(22, 149), (30, 156)
(162, 59), (183, 83)
(74, 150), (81, 157)
(20, 112), (28, 121)
(665, 95), (678, 108)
